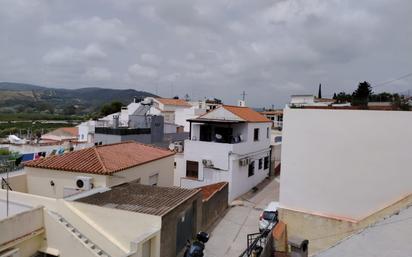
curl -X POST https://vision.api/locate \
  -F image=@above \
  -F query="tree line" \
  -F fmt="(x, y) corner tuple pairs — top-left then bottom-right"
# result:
(333, 81), (411, 110)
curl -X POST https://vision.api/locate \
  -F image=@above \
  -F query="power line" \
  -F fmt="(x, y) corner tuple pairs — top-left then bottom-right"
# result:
(373, 72), (412, 88)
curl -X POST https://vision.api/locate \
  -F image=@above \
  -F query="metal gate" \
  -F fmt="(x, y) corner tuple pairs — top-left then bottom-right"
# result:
(176, 205), (194, 255)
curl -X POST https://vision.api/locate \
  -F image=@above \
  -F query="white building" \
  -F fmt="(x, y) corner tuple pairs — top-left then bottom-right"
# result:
(279, 107), (412, 254)
(174, 105), (272, 202)
(260, 110), (283, 130)
(290, 95), (336, 107)
(146, 97), (192, 124)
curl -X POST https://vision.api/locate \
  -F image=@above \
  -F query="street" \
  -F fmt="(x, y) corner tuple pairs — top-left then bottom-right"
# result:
(205, 177), (280, 257)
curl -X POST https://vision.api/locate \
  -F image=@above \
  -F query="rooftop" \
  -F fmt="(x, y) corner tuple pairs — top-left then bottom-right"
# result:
(192, 105), (271, 123)
(0, 199), (32, 219)
(155, 98), (191, 107)
(41, 127), (79, 140)
(316, 205), (412, 257)
(198, 182), (228, 201)
(76, 182), (200, 216)
(25, 141), (174, 175)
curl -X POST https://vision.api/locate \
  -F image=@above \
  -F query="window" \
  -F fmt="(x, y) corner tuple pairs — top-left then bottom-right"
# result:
(248, 161), (255, 177)
(267, 127), (270, 138)
(186, 161), (199, 179)
(254, 128), (259, 141)
(264, 156), (269, 170)
(149, 174), (159, 186)
(259, 159), (263, 169)
(174, 161), (177, 168)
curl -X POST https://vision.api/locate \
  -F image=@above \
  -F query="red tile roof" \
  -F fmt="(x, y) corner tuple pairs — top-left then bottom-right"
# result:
(223, 105), (271, 123)
(198, 182), (228, 201)
(155, 98), (191, 107)
(25, 141), (174, 175)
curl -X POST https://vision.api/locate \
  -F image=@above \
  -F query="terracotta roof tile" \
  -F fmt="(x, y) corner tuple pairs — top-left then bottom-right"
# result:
(155, 98), (191, 107)
(223, 105), (271, 123)
(25, 141), (174, 175)
(77, 182), (201, 216)
(197, 182), (228, 201)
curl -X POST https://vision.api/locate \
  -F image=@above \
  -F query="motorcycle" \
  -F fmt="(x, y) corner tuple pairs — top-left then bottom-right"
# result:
(183, 232), (209, 257)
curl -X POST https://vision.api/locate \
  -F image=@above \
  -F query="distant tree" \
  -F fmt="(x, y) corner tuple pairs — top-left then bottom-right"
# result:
(352, 81), (373, 107)
(392, 94), (411, 111)
(100, 101), (123, 116)
(318, 84), (322, 98)
(63, 105), (76, 115)
(370, 92), (393, 102)
(333, 92), (352, 103)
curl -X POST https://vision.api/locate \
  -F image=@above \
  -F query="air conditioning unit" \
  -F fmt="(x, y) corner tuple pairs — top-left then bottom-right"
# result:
(175, 145), (183, 153)
(202, 159), (214, 168)
(239, 158), (250, 166)
(75, 176), (93, 190)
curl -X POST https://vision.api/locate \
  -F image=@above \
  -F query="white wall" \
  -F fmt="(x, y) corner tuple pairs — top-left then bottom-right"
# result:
(280, 108), (412, 221)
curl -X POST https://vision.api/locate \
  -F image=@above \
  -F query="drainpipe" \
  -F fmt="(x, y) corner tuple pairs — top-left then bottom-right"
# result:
(269, 147), (273, 177)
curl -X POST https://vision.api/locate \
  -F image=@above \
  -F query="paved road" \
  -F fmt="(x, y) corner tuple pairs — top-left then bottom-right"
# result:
(205, 177), (280, 257)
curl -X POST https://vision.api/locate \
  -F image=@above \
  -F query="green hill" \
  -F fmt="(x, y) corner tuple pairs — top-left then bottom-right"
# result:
(0, 82), (156, 115)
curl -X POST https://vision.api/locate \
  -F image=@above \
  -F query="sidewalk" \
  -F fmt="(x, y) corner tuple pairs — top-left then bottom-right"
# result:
(205, 177), (280, 257)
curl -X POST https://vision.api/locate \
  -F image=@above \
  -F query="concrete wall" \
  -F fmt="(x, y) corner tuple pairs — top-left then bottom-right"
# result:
(70, 201), (162, 256)
(202, 183), (228, 230)
(26, 167), (108, 198)
(106, 155), (175, 187)
(94, 133), (151, 145)
(279, 193), (412, 255)
(0, 189), (162, 257)
(160, 192), (202, 257)
(280, 108), (412, 220)
(0, 206), (44, 257)
(1, 170), (27, 193)
(26, 155), (174, 198)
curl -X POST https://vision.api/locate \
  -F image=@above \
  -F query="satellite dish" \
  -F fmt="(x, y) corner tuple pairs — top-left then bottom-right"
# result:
(169, 143), (176, 151)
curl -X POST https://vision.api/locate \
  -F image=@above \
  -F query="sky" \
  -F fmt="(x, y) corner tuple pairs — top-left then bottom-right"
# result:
(0, 0), (411, 107)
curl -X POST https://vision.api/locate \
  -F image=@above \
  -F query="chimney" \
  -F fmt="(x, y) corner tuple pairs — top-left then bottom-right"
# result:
(237, 100), (246, 107)
(113, 115), (119, 128)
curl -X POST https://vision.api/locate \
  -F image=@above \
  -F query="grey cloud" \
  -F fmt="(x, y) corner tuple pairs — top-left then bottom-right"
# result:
(0, 0), (411, 106)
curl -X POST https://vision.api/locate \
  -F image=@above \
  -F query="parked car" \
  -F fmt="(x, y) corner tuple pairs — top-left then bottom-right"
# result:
(259, 201), (279, 232)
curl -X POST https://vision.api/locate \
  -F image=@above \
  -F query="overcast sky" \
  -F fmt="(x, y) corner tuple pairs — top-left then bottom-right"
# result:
(0, 0), (411, 107)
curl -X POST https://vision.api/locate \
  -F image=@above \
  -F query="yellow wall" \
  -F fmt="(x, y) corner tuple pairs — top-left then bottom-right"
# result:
(0, 189), (162, 257)
(107, 156), (174, 187)
(26, 167), (108, 198)
(279, 193), (412, 255)
(1, 171), (28, 193)
(25, 155), (174, 199)
(70, 201), (161, 257)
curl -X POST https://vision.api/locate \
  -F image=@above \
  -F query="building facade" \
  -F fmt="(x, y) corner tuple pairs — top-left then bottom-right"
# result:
(24, 141), (175, 198)
(279, 107), (412, 254)
(174, 105), (272, 202)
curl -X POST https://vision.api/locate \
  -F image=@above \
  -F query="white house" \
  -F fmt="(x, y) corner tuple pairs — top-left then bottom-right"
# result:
(279, 107), (412, 254)
(146, 97), (192, 124)
(174, 105), (272, 202)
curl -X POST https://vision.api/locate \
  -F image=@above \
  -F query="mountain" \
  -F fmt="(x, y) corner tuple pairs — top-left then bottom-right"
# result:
(0, 82), (157, 115)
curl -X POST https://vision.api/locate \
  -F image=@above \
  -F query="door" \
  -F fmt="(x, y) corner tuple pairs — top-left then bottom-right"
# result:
(176, 205), (194, 255)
